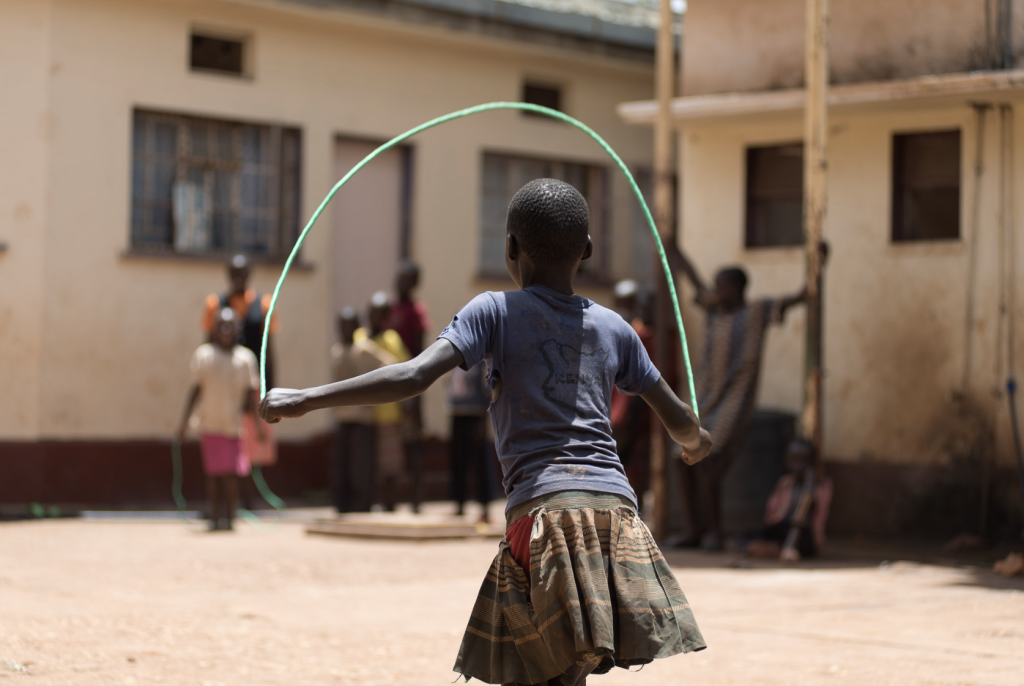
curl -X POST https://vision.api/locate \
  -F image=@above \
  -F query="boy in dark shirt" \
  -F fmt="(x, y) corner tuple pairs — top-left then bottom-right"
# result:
(261, 179), (712, 686)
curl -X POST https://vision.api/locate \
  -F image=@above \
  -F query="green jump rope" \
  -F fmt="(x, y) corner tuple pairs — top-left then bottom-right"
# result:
(261, 102), (698, 411)
(174, 102), (699, 525)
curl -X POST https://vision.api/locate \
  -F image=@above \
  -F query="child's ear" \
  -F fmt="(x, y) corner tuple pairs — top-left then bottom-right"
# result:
(506, 234), (519, 261)
(581, 237), (594, 261)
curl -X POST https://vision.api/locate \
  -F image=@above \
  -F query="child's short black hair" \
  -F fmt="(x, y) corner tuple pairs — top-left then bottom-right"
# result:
(716, 266), (749, 292)
(506, 178), (589, 265)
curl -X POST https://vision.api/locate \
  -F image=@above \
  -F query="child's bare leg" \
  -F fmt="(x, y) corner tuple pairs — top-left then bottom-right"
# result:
(222, 475), (239, 530)
(206, 476), (222, 530)
(384, 476), (396, 512)
(701, 473), (724, 550)
(406, 441), (422, 514)
(671, 464), (703, 546)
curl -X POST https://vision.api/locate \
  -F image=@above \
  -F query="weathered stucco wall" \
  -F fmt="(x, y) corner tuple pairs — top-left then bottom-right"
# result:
(0, 0), (50, 440)
(0, 0), (653, 442)
(684, 0), (1007, 95)
(679, 102), (1024, 469)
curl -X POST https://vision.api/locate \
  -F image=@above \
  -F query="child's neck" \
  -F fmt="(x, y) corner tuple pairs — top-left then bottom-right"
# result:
(519, 266), (576, 296)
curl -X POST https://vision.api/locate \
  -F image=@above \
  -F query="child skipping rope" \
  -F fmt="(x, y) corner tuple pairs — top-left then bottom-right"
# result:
(260, 179), (712, 686)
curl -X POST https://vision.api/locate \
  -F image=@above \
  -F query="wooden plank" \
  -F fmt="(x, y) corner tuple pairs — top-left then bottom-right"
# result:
(650, 0), (676, 542)
(306, 515), (504, 541)
(802, 0), (828, 465)
(617, 69), (1024, 124)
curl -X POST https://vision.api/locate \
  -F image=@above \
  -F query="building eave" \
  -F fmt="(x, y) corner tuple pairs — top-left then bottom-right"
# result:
(269, 0), (658, 57)
(617, 69), (1024, 125)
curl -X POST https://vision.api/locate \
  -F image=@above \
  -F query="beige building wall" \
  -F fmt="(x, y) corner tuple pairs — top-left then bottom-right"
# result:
(0, 0), (654, 442)
(678, 101), (1024, 468)
(683, 0), (1008, 95)
(0, 0), (50, 440)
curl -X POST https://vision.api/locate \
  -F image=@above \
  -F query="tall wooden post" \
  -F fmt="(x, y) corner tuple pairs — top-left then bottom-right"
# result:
(651, 0), (676, 540)
(802, 0), (828, 466)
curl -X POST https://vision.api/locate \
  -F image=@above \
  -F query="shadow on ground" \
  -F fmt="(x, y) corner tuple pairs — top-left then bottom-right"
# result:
(662, 536), (1024, 591)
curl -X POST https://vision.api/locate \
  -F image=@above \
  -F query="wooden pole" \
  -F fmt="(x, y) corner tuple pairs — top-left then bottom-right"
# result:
(651, 0), (675, 540)
(802, 0), (828, 467)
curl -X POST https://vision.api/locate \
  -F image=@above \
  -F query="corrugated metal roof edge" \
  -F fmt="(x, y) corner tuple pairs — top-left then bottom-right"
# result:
(279, 0), (657, 50)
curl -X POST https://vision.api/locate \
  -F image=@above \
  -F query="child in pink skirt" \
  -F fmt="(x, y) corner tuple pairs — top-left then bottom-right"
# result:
(177, 308), (262, 531)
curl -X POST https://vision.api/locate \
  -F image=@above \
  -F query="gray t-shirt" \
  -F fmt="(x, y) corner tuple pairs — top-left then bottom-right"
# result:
(438, 285), (660, 511)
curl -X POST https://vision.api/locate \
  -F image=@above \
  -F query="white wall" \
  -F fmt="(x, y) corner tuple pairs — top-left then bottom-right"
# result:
(0, 0), (654, 441)
(679, 101), (1024, 467)
(684, 0), (999, 95)
(0, 0), (51, 439)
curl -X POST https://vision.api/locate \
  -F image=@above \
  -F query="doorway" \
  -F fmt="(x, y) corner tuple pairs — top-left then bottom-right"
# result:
(331, 137), (412, 319)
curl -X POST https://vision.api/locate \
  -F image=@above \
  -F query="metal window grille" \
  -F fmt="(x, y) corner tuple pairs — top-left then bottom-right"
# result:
(130, 110), (301, 258)
(479, 152), (607, 278)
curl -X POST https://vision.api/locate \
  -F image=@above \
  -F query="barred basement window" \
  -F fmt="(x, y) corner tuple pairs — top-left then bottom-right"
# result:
(479, 152), (606, 279)
(130, 110), (301, 259)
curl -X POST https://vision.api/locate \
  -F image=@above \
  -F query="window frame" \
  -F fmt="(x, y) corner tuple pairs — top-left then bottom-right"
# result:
(521, 80), (565, 120)
(890, 129), (962, 244)
(127, 108), (302, 262)
(477, 150), (609, 284)
(188, 28), (252, 79)
(743, 142), (805, 250)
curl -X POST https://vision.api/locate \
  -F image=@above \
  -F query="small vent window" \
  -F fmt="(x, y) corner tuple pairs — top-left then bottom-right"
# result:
(522, 82), (562, 117)
(190, 32), (246, 76)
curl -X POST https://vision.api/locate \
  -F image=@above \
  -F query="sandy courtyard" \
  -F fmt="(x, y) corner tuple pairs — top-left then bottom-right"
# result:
(1, 518), (1023, 686)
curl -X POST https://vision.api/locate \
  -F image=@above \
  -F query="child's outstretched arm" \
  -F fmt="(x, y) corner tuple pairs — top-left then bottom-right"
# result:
(777, 240), (830, 318)
(259, 339), (464, 424)
(640, 377), (713, 465)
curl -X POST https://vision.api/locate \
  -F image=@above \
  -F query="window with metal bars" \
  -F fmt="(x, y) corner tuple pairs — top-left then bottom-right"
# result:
(479, 152), (607, 280)
(129, 109), (301, 258)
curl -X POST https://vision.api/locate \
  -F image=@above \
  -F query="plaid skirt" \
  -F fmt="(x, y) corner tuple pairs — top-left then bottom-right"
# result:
(454, 491), (706, 685)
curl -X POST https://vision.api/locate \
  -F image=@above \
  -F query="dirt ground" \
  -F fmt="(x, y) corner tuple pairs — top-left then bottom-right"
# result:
(2, 517), (1023, 686)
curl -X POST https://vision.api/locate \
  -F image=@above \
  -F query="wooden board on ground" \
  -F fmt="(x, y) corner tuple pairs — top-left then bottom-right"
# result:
(306, 513), (505, 540)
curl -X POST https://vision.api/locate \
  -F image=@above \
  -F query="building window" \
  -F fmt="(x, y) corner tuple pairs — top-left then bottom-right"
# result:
(480, 153), (606, 278)
(892, 130), (961, 242)
(745, 143), (804, 248)
(190, 32), (246, 76)
(522, 82), (562, 117)
(130, 110), (301, 258)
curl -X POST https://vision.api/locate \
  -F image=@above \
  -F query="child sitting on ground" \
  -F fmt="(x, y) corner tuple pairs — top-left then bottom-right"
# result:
(177, 308), (261, 532)
(260, 179), (712, 686)
(734, 438), (833, 561)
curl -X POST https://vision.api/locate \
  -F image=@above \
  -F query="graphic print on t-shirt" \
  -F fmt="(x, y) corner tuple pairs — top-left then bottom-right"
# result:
(539, 339), (608, 413)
